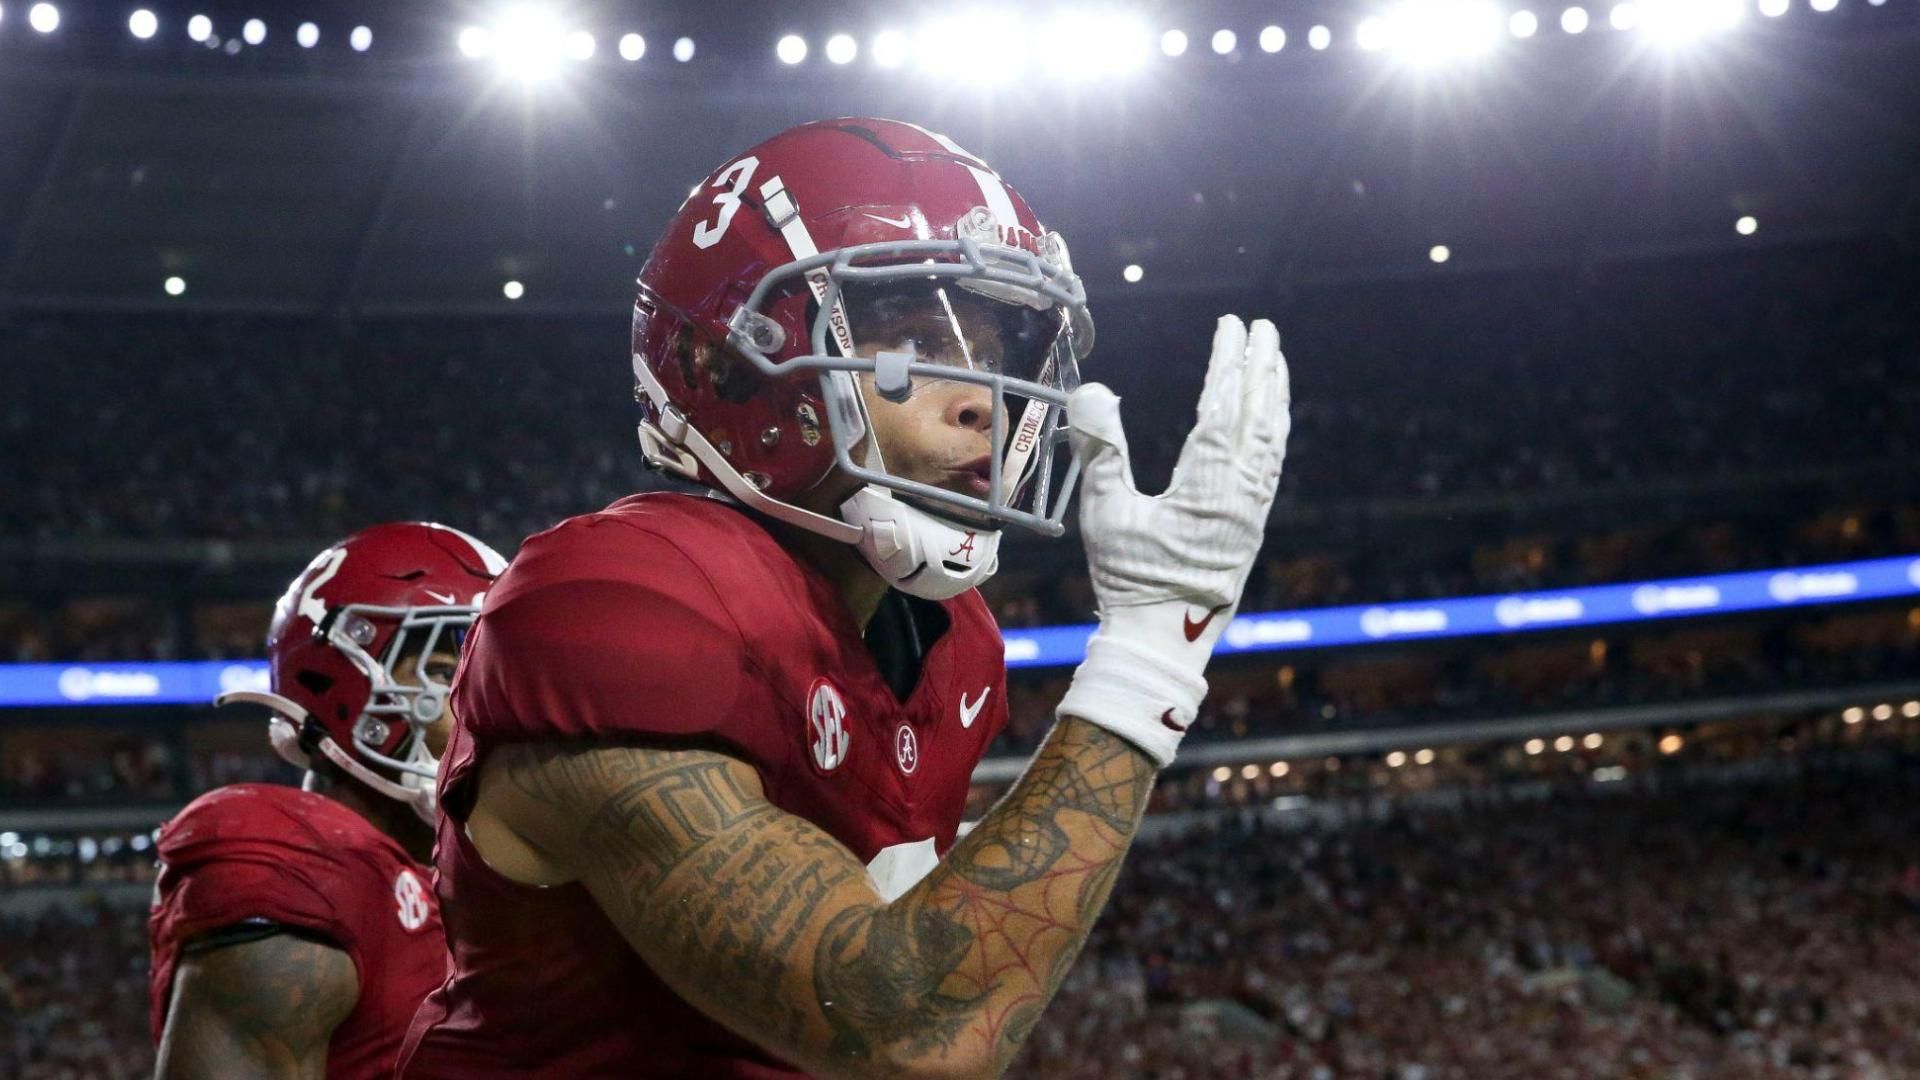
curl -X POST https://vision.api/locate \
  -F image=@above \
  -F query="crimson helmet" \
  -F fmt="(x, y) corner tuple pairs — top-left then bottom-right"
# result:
(217, 522), (507, 822)
(633, 117), (1092, 599)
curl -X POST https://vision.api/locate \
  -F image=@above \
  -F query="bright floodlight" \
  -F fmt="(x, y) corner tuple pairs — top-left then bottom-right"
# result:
(1160, 28), (1189, 56)
(1735, 215), (1757, 234)
(242, 18), (265, 45)
(776, 34), (807, 64)
(1810, 0), (1837, 10)
(1640, 0), (1747, 39)
(914, 13), (1028, 83)
(1511, 9), (1541, 35)
(565, 29), (594, 60)
(458, 26), (492, 58)
(187, 13), (211, 40)
(503, 280), (525, 300)
(1041, 12), (1152, 79)
(1611, 2), (1640, 29)
(1259, 25), (1286, 51)
(164, 276), (186, 296)
(673, 36), (695, 61)
(296, 21), (318, 47)
(1429, 244), (1451, 263)
(350, 25), (371, 51)
(1122, 263), (1144, 283)
(1378, 2), (1505, 65)
(129, 9), (157, 38)
(618, 32), (644, 60)
(1561, 6), (1591, 32)
(1211, 28), (1236, 53)
(28, 3), (56, 33)
(825, 33), (857, 64)
(872, 29), (908, 67)
(1357, 17), (1390, 51)
(1759, 0), (1789, 14)
(491, 8), (567, 79)
(1308, 24), (1332, 49)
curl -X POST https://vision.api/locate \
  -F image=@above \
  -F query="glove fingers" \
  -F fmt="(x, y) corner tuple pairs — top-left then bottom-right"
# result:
(1238, 319), (1278, 449)
(1170, 316), (1250, 494)
(1067, 382), (1139, 496)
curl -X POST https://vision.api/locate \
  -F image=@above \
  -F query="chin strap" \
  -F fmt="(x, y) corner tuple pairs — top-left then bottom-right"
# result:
(215, 689), (438, 825)
(840, 485), (1001, 601)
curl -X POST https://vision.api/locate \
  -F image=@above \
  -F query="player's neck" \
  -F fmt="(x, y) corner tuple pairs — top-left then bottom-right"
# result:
(771, 519), (889, 632)
(309, 771), (435, 863)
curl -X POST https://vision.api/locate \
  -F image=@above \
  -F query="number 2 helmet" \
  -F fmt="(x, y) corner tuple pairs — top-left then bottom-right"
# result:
(217, 522), (508, 823)
(632, 117), (1093, 600)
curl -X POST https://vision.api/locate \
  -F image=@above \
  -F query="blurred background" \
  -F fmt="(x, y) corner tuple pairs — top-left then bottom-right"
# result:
(3, 1), (1919, 1077)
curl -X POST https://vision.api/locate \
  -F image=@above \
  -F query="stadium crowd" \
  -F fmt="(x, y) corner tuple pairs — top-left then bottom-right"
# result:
(5, 240), (1914, 549)
(5, 726), (1915, 1078)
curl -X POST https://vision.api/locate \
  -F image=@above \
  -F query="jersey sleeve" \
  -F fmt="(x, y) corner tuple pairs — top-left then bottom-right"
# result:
(451, 515), (777, 750)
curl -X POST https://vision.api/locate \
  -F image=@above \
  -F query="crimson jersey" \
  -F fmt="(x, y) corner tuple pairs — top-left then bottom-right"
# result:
(397, 493), (1010, 1077)
(148, 783), (445, 1080)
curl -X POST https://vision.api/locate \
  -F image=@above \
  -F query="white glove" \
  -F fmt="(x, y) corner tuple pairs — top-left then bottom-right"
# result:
(1055, 315), (1291, 766)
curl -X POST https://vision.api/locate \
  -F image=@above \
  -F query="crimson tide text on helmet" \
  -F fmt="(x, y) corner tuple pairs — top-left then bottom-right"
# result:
(632, 117), (1093, 600)
(216, 522), (508, 823)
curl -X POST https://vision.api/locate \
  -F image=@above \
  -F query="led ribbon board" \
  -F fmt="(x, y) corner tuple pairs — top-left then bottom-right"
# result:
(2, 554), (1915, 705)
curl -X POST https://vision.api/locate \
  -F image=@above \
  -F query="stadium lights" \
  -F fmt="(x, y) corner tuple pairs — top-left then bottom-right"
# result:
(1638, 0), (1746, 42)
(1511, 9), (1541, 36)
(350, 25), (371, 51)
(164, 276), (186, 296)
(1211, 766), (1231, 782)
(1659, 734), (1685, 753)
(187, 13), (210, 41)
(1583, 732), (1603, 749)
(28, 3), (56, 33)
(825, 33), (857, 64)
(566, 29), (594, 60)
(1430, 244), (1451, 263)
(1240, 763), (1260, 779)
(1308, 25), (1332, 49)
(503, 280), (525, 300)
(242, 17), (265, 45)
(913, 12), (1027, 82)
(458, 26), (492, 58)
(1211, 28), (1237, 54)
(129, 9), (157, 38)
(1810, 0), (1838, 10)
(1553, 735), (1575, 752)
(1160, 28), (1188, 56)
(872, 29), (908, 67)
(1611, 3), (1641, 29)
(1366, 1), (1505, 66)
(1759, 0), (1790, 13)
(673, 36), (695, 61)
(1414, 748), (1436, 765)
(777, 33), (807, 64)
(1903, 701), (1919, 718)
(1843, 706), (1865, 723)
(296, 21), (318, 47)
(1872, 703), (1892, 720)
(1562, 6), (1592, 33)
(1259, 25), (1285, 51)
(1042, 13), (1152, 78)
(1386, 750), (1408, 767)
(618, 32), (644, 60)
(1269, 761), (1290, 777)
(1122, 263), (1144, 283)
(1736, 214), (1757, 235)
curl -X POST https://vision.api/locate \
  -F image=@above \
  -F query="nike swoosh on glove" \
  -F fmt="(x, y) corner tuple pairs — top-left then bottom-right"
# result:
(1055, 315), (1291, 767)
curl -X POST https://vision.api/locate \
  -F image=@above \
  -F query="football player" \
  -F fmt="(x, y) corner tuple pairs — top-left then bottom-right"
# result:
(399, 118), (1289, 1078)
(149, 522), (506, 1079)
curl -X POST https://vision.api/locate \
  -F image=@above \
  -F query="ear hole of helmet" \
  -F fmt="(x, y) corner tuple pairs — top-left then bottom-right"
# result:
(296, 670), (333, 697)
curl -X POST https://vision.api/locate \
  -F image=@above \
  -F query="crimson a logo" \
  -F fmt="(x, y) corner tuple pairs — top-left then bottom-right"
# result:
(894, 723), (920, 776)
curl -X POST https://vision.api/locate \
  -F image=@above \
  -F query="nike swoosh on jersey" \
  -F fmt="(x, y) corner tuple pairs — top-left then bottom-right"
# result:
(959, 687), (992, 728)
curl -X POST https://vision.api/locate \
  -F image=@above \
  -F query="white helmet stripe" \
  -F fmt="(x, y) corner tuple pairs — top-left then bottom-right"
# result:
(433, 524), (509, 576)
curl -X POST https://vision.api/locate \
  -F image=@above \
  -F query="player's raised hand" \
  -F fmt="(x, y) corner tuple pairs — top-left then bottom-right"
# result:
(1056, 315), (1292, 767)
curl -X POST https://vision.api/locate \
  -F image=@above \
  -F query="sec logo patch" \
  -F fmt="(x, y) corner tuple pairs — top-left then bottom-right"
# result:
(808, 678), (850, 773)
(394, 869), (430, 931)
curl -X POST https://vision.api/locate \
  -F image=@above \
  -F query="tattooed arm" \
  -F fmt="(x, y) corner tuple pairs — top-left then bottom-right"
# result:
(474, 716), (1154, 1079)
(154, 931), (359, 1080)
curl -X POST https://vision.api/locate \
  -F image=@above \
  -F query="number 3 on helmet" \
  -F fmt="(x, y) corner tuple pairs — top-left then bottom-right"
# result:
(632, 117), (1094, 600)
